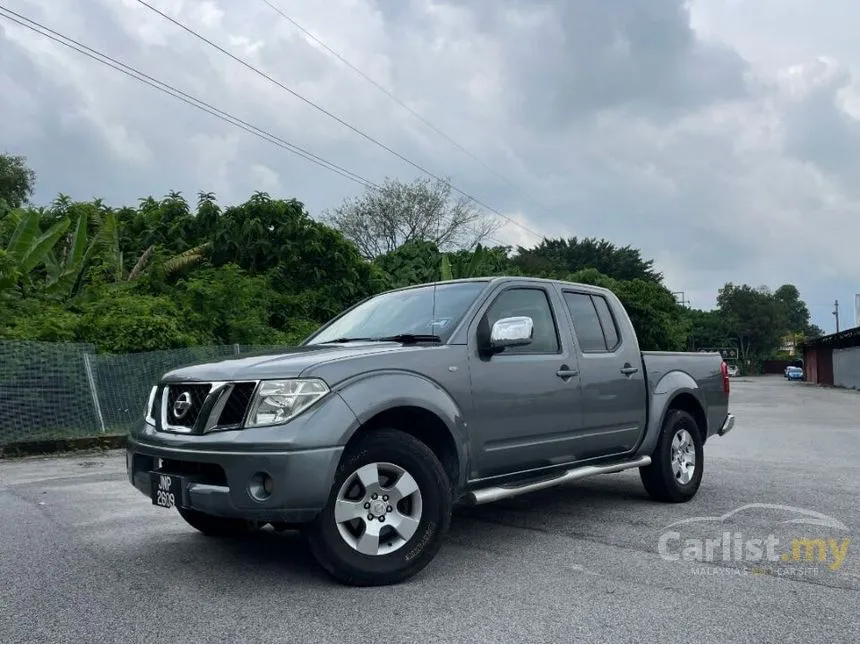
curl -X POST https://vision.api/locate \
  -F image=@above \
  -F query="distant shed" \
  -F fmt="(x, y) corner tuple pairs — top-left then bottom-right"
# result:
(800, 326), (860, 389)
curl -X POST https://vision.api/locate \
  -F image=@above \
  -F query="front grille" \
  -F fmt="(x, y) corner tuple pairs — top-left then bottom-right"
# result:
(165, 384), (211, 429)
(157, 381), (258, 433)
(218, 382), (257, 426)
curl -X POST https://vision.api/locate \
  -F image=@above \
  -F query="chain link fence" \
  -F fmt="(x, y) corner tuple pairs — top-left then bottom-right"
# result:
(0, 341), (288, 447)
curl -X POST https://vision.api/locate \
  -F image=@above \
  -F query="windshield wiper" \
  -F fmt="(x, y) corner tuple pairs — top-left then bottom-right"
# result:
(319, 334), (441, 345)
(376, 334), (441, 344)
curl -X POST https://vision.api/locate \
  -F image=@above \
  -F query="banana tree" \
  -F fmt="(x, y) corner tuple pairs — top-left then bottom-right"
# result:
(0, 209), (70, 292)
(44, 210), (89, 296)
(126, 241), (210, 282)
(42, 209), (119, 299)
(439, 243), (488, 281)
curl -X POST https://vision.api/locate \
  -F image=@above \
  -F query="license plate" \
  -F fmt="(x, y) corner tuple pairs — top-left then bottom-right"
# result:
(150, 472), (183, 509)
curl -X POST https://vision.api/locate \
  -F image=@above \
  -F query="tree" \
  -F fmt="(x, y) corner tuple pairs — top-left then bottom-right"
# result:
(0, 153), (37, 210)
(512, 236), (663, 283)
(685, 308), (735, 351)
(773, 283), (820, 338)
(323, 176), (501, 259)
(806, 324), (825, 339)
(716, 283), (789, 362)
(0, 208), (70, 294)
(439, 244), (514, 280)
(373, 239), (442, 289)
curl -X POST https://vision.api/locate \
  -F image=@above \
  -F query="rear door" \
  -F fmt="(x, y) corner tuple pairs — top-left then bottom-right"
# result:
(557, 288), (647, 459)
(466, 282), (585, 478)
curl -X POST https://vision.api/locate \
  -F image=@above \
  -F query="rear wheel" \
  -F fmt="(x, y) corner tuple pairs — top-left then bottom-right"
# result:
(640, 409), (704, 503)
(176, 507), (259, 537)
(307, 428), (452, 586)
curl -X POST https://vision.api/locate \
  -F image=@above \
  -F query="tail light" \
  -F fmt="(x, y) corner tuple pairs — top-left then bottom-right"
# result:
(721, 361), (730, 394)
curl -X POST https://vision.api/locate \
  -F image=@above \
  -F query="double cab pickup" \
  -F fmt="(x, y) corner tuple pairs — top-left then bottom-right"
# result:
(127, 277), (735, 586)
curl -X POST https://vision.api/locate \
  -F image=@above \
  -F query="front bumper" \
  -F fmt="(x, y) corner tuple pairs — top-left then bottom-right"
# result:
(127, 438), (343, 524)
(717, 413), (735, 437)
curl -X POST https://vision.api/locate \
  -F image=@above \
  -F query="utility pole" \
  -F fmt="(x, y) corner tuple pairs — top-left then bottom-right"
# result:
(833, 299), (840, 334)
(672, 291), (690, 307)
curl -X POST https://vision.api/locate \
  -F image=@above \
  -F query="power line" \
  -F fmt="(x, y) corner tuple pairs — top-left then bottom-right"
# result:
(133, 0), (546, 243)
(259, 0), (557, 220)
(0, 5), (378, 190)
(0, 5), (513, 251)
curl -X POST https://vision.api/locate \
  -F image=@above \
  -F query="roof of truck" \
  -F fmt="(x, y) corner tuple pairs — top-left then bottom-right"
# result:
(391, 275), (615, 295)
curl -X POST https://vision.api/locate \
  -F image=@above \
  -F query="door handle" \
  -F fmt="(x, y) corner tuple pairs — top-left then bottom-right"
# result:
(556, 367), (579, 379)
(620, 365), (639, 376)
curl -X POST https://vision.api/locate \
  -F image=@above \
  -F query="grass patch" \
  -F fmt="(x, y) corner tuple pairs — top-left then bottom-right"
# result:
(0, 433), (127, 459)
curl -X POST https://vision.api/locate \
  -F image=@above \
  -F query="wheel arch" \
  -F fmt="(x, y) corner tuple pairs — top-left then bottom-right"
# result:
(335, 372), (469, 492)
(638, 369), (708, 456)
(664, 393), (708, 444)
(346, 406), (461, 494)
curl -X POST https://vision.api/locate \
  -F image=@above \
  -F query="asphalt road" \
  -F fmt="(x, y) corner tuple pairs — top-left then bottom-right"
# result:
(1, 376), (858, 643)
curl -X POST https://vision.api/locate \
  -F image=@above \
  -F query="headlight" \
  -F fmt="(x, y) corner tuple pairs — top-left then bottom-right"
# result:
(245, 379), (329, 427)
(145, 385), (157, 425)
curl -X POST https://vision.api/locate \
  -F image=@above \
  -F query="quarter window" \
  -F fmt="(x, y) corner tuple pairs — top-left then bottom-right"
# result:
(592, 295), (620, 350)
(483, 288), (560, 353)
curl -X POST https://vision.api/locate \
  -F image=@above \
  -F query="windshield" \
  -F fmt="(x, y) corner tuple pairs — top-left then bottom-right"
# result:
(305, 281), (489, 345)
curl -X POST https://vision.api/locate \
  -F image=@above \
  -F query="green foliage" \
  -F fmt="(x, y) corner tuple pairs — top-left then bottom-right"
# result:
(716, 283), (790, 361)
(440, 244), (516, 280)
(1, 183), (381, 353)
(0, 152), (37, 209)
(773, 283), (819, 338)
(1, 209), (71, 292)
(1, 156), (815, 359)
(685, 308), (734, 350)
(373, 239), (442, 288)
(76, 289), (203, 354)
(0, 297), (81, 343)
(512, 237), (663, 283)
(174, 264), (287, 346)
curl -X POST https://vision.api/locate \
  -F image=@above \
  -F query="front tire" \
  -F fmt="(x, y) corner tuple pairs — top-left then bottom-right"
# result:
(640, 409), (704, 503)
(307, 428), (452, 586)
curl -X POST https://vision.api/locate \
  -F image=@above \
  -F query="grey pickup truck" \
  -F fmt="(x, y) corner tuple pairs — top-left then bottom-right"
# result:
(127, 276), (735, 586)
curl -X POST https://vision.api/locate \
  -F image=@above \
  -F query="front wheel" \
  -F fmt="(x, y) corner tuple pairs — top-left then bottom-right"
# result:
(306, 428), (452, 586)
(639, 409), (704, 503)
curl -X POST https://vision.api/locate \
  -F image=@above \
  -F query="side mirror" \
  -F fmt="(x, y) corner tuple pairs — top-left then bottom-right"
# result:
(490, 316), (533, 349)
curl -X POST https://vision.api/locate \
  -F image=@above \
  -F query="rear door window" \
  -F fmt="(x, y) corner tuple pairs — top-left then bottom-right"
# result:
(562, 292), (607, 352)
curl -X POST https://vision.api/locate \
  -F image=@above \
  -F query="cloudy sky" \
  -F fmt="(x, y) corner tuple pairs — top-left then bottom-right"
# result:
(1, 0), (858, 331)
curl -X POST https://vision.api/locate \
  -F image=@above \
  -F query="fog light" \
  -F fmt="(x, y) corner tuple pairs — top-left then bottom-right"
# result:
(248, 471), (273, 501)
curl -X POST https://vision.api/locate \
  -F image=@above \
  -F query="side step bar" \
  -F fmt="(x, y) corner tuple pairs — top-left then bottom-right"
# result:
(464, 456), (652, 506)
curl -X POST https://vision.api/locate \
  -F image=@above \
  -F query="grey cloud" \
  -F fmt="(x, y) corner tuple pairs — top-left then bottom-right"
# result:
(779, 61), (860, 179)
(427, 0), (750, 128)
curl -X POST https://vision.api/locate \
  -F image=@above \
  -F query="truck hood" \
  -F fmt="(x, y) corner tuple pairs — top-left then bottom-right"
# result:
(161, 342), (430, 382)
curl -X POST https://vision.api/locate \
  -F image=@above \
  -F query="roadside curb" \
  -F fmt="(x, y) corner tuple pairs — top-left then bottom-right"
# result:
(0, 434), (127, 459)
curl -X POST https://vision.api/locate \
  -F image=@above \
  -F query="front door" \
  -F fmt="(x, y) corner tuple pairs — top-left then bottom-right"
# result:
(467, 284), (585, 479)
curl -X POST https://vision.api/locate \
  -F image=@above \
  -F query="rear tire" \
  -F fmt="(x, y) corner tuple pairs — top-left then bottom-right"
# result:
(177, 507), (259, 537)
(640, 409), (704, 503)
(306, 428), (452, 586)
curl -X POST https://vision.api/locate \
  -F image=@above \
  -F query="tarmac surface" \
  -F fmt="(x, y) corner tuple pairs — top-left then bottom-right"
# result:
(1, 376), (858, 643)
